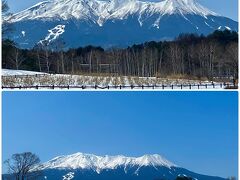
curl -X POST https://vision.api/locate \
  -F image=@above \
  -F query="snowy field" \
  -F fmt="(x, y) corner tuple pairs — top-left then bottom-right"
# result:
(2, 69), (47, 76)
(2, 69), (234, 90)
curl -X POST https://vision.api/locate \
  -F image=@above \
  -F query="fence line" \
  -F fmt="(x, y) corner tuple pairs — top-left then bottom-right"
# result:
(2, 74), (236, 89)
(2, 73), (235, 81)
(2, 83), (236, 90)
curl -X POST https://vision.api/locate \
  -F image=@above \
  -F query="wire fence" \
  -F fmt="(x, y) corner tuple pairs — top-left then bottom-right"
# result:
(2, 83), (236, 90)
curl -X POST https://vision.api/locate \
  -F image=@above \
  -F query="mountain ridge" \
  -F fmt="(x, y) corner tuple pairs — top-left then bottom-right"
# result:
(39, 152), (177, 173)
(8, 0), (219, 25)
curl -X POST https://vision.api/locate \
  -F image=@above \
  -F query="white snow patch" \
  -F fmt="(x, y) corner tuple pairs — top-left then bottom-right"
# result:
(39, 25), (65, 45)
(21, 31), (26, 37)
(225, 26), (231, 30)
(204, 21), (213, 28)
(153, 16), (161, 29)
(218, 26), (231, 30)
(63, 172), (74, 180)
(204, 21), (209, 26)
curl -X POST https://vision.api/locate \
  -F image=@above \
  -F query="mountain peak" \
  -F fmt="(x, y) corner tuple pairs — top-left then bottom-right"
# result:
(9, 0), (218, 23)
(161, 0), (218, 16)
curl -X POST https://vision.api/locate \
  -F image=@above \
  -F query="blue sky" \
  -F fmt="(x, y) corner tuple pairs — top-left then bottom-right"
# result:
(2, 92), (238, 178)
(7, 0), (238, 21)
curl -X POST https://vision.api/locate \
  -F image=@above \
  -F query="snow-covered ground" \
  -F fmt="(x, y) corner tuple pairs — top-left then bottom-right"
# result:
(2, 69), (234, 90)
(2, 69), (47, 76)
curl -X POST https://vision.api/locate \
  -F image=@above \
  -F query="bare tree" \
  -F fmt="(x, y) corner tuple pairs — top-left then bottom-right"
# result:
(50, 38), (66, 74)
(8, 47), (25, 70)
(40, 41), (52, 73)
(226, 42), (238, 79)
(4, 152), (42, 180)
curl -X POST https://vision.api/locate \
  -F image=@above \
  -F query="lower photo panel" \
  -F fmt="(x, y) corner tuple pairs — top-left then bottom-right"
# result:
(2, 91), (238, 180)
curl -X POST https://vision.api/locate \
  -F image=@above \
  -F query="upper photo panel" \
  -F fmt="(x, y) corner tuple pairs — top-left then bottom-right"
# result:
(2, 0), (238, 90)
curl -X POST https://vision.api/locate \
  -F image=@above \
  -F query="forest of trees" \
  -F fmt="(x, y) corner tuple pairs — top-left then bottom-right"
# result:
(2, 30), (238, 80)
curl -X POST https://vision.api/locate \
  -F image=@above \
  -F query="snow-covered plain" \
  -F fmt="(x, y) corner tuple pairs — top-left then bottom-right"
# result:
(2, 69), (233, 90)
(2, 69), (47, 76)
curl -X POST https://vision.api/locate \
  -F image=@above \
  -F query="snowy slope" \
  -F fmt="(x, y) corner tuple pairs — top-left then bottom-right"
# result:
(9, 0), (218, 25)
(40, 152), (176, 173)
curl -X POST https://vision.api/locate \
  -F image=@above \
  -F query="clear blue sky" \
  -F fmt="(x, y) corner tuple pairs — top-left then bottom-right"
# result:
(6, 0), (238, 21)
(2, 92), (238, 178)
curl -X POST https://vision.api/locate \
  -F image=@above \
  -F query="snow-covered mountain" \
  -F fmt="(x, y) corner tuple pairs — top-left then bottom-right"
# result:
(3, 152), (227, 180)
(7, 0), (238, 49)
(40, 152), (176, 173)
